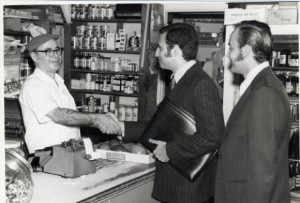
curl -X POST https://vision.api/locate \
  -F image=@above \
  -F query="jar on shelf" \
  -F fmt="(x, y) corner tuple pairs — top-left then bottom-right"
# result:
(289, 52), (299, 67)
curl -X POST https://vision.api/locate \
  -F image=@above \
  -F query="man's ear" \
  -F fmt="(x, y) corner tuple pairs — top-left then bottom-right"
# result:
(241, 44), (252, 58)
(31, 52), (38, 63)
(172, 44), (182, 57)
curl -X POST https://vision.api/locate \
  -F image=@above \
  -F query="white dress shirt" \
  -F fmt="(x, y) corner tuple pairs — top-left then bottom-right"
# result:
(19, 68), (80, 153)
(239, 61), (270, 98)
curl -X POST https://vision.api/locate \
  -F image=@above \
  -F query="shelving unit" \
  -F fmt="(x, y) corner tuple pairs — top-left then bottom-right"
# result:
(64, 4), (157, 122)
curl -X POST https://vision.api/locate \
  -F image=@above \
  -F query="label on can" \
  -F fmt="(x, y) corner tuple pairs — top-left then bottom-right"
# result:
(107, 8), (114, 19)
(91, 37), (98, 50)
(103, 103), (109, 113)
(86, 25), (93, 37)
(83, 36), (90, 49)
(125, 106), (133, 121)
(93, 25), (101, 38)
(98, 37), (106, 50)
(118, 105), (126, 121)
(79, 25), (86, 36)
(132, 106), (138, 121)
(99, 8), (106, 19)
(77, 36), (83, 49)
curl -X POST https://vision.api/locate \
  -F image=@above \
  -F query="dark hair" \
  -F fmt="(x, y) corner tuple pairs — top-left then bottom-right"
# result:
(159, 23), (199, 61)
(235, 20), (273, 63)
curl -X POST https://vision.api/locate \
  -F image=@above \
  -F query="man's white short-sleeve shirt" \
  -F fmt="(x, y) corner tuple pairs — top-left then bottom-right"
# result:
(19, 68), (80, 153)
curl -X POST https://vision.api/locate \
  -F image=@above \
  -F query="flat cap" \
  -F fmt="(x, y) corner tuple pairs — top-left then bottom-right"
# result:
(26, 34), (59, 52)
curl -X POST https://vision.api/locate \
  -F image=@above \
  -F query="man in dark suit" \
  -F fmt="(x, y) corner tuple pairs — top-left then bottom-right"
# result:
(122, 23), (224, 203)
(215, 20), (291, 203)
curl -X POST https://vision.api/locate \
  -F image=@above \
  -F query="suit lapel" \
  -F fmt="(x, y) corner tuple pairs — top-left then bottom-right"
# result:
(222, 67), (272, 143)
(223, 85), (251, 140)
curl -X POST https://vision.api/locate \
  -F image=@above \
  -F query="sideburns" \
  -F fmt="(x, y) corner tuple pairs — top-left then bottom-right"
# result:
(234, 52), (244, 62)
(165, 49), (172, 57)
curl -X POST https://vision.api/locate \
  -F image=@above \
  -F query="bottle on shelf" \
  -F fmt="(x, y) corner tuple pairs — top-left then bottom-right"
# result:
(88, 96), (95, 113)
(74, 52), (80, 69)
(99, 75), (104, 91)
(289, 52), (299, 67)
(279, 49), (291, 67)
(289, 129), (299, 160)
(286, 72), (294, 96)
(85, 53), (92, 70)
(109, 96), (116, 113)
(80, 53), (86, 69)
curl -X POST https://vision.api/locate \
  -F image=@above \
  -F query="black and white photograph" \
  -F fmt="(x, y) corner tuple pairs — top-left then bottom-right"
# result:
(1, 1), (299, 203)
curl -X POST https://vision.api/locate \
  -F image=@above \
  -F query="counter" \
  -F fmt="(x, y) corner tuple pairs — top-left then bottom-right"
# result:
(30, 159), (158, 203)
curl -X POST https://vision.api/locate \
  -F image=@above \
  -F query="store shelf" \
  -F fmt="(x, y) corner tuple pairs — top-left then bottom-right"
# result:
(70, 69), (142, 76)
(70, 89), (139, 97)
(272, 66), (299, 71)
(72, 49), (140, 54)
(4, 30), (31, 36)
(72, 18), (141, 23)
(290, 98), (299, 103)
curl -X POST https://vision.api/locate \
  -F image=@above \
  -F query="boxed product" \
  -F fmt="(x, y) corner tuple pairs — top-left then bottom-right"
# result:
(88, 149), (154, 164)
(268, 9), (298, 25)
(106, 33), (116, 50)
(87, 141), (154, 164)
(224, 8), (268, 25)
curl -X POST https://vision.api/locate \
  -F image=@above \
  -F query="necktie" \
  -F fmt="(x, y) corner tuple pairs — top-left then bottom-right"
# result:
(170, 75), (176, 90)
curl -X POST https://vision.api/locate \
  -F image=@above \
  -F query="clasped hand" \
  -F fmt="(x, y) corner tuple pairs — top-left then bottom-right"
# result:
(94, 113), (122, 134)
(149, 139), (169, 163)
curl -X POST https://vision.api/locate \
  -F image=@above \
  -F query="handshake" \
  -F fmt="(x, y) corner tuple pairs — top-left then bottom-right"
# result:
(93, 112), (123, 135)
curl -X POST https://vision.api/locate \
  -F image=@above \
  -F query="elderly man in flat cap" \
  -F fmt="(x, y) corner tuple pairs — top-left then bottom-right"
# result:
(19, 34), (121, 155)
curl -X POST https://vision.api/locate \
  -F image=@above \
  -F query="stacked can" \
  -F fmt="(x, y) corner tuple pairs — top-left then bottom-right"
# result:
(71, 4), (115, 20)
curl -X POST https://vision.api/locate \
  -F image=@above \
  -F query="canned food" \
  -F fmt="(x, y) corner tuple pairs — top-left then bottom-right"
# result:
(83, 36), (90, 49)
(93, 25), (101, 38)
(125, 105), (133, 121)
(79, 25), (86, 36)
(102, 25), (110, 37)
(99, 7), (106, 19)
(107, 8), (114, 19)
(98, 37), (106, 50)
(77, 36), (83, 49)
(89, 7), (98, 19)
(86, 25), (93, 37)
(103, 103), (109, 113)
(132, 106), (138, 121)
(71, 5), (77, 19)
(118, 105), (126, 121)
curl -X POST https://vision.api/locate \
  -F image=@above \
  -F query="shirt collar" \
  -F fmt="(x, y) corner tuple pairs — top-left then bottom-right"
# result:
(239, 61), (269, 96)
(34, 68), (64, 86)
(172, 60), (196, 83)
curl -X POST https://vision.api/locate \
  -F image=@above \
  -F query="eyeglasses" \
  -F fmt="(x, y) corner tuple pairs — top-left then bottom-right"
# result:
(34, 48), (64, 57)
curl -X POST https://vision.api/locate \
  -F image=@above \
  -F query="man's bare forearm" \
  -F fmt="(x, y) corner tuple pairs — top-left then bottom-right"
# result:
(47, 108), (97, 126)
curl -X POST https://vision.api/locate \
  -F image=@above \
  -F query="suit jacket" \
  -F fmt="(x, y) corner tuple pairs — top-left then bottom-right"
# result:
(215, 67), (291, 203)
(125, 61), (224, 203)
